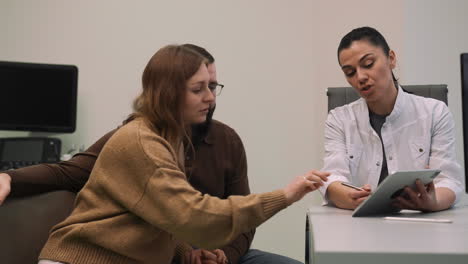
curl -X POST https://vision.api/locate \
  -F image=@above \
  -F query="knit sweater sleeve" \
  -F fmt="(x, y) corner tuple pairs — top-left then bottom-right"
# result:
(101, 120), (287, 250)
(173, 241), (193, 263)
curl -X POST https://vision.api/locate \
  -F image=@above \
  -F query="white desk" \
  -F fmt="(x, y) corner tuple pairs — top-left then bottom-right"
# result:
(306, 195), (468, 264)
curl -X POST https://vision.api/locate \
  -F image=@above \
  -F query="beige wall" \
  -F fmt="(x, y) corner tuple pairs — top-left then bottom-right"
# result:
(0, 0), (466, 261)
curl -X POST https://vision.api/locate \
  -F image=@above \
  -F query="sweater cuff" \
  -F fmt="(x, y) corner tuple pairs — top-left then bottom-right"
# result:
(259, 189), (287, 219)
(173, 241), (193, 264)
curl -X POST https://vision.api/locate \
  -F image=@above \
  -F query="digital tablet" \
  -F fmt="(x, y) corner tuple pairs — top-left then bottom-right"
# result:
(352, 169), (441, 217)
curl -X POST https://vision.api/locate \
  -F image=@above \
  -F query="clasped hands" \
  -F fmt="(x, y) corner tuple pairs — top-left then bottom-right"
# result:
(184, 248), (228, 264)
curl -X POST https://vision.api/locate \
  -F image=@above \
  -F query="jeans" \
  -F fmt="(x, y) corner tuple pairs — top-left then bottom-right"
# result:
(41, 249), (303, 264)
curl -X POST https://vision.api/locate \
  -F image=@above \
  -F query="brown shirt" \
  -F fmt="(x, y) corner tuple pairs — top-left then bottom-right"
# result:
(8, 119), (254, 264)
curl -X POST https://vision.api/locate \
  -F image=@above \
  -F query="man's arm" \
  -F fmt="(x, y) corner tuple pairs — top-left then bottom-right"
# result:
(219, 130), (255, 264)
(5, 128), (117, 198)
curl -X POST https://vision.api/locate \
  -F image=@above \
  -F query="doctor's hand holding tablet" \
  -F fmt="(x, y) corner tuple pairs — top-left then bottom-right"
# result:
(331, 175), (439, 212)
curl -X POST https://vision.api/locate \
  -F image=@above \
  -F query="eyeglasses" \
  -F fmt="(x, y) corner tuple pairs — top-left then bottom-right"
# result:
(208, 82), (225, 96)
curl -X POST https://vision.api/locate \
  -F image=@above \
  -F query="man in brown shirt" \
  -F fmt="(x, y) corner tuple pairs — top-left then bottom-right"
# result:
(0, 44), (302, 264)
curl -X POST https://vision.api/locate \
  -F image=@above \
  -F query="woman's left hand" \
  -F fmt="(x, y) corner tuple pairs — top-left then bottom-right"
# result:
(211, 249), (228, 264)
(392, 180), (439, 212)
(184, 248), (228, 264)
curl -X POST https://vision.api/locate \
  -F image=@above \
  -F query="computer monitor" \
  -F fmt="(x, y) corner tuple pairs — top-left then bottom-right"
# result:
(0, 61), (78, 133)
(461, 53), (468, 193)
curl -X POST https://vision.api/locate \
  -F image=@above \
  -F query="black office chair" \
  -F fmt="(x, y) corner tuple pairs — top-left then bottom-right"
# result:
(327, 84), (448, 112)
(0, 191), (76, 264)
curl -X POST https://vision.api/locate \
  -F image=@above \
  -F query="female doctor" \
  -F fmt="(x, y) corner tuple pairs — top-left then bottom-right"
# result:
(320, 26), (463, 211)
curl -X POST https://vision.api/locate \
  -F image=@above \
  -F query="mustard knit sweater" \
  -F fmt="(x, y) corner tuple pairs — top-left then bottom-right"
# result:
(39, 119), (287, 264)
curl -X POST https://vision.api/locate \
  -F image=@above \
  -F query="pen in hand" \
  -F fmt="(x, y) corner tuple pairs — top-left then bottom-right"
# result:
(341, 182), (365, 191)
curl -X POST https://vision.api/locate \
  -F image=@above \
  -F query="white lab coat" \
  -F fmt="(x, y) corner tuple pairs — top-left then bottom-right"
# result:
(320, 86), (464, 204)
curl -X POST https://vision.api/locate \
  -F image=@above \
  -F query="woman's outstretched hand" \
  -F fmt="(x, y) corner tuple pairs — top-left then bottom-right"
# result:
(283, 170), (330, 205)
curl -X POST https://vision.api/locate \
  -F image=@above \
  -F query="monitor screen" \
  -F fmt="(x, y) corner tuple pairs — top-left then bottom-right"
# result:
(0, 61), (78, 133)
(461, 53), (468, 193)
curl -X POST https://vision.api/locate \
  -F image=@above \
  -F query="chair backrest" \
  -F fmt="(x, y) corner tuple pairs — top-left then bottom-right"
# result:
(327, 84), (448, 112)
(0, 191), (76, 264)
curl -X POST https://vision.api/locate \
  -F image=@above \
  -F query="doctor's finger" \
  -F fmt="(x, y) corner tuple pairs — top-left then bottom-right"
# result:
(395, 196), (417, 210)
(361, 184), (372, 192)
(403, 186), (420, 202)
(415, 179), (429, 200)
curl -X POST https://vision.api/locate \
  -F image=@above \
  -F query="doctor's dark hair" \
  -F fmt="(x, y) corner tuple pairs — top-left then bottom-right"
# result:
(337, 26), (398, 84)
